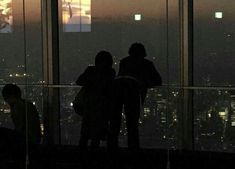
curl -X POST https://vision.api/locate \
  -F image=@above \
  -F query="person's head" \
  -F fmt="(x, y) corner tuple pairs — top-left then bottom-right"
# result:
(95, 51), (113, 68)
(128, 42), (147, 58)
(2, 84), (22, 105)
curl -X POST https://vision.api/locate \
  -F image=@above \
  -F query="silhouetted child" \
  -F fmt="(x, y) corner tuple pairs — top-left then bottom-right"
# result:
(76, 51), (116, 149)
(109, 43), (162, 150)
(1, 84), (41, 144)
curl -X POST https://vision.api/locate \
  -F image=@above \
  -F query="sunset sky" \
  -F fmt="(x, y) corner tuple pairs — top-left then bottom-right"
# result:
(1, 0), (235, 84)
(1, 0), (234, 25)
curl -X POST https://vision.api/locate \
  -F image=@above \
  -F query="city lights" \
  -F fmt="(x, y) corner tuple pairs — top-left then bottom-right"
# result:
(1, 0), (235, 153)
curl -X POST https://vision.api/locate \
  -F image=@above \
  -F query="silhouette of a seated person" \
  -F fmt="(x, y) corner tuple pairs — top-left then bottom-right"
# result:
(76, 51), (116, 149)
(1, 84), (41, 145)
(109, 43), (162, 150)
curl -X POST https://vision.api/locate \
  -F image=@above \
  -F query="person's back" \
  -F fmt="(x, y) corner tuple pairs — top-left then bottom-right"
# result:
(77, 66), (115, 98)
(2, 84), (41, 144)
(116, 43), (162, 107)
(119, 56), (162, 92)
(109, 43), (162, 150)
(76, 51), (115, 149)
(11, 99), (41, 144)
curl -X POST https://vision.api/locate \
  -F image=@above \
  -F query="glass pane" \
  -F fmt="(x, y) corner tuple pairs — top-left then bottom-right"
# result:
(0, 0), (43, 167)
(59, 0), (180, 148)
(140, 87), (181, 149)
(194, 0), (235, 153)
(194, 88), (235, 152)
(60, 86), (82, 145)
(194, 0), (235, 86)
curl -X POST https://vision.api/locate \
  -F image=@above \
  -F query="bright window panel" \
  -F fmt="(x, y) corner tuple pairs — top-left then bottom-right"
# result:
(62, 0), (91, 32)
(134, 14), (142, 21)
(215, 12), (223, 19)
(0, 0), (13, 33)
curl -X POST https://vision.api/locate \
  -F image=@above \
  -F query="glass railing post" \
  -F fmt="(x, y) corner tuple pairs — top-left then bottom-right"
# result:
(41, 0), (60, 144)
(179, 0), (194, 150)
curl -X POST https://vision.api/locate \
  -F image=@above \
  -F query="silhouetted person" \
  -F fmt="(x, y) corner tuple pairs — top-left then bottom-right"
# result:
(109, 43), (162, 150)
(76, 51), (116, 149)
(1, 84), (41, 144)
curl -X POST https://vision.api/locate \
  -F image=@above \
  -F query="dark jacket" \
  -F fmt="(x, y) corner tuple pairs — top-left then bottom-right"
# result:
(76, 66), (116, 139)
(118, 56), (162, 100)
(11, 99), (41, 144)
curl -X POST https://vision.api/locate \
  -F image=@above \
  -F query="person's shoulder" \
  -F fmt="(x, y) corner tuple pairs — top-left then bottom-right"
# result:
(85, 65), (96, 71)
(120, 56), (130, 62)
(142, 58), (155, 67)
(101, 67), (116, 77)
(15, 99), (36, 112)
(106, 67), (115, 73)
(83, 66), (96, 75)
(12, 99), (24, 110)
(143, 58), (154, 64)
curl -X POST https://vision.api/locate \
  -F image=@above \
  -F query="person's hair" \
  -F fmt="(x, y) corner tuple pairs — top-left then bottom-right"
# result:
(95, 51), (113, 68)
(128, 42), (147, 58)
(2, 84), (22, 99)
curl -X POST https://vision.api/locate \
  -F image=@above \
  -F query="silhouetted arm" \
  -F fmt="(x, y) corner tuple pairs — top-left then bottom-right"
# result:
(76, 67), (91, 86)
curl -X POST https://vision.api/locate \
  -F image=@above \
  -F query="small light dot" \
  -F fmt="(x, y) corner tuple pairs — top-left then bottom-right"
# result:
(134, 14), (142, 21)
(215, 12), (223, 19)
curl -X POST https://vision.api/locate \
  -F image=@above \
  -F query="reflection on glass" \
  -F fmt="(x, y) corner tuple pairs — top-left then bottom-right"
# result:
(215, 12), (223, 19)
(62, 0), (91, 32)
(0, 0), (12, 33)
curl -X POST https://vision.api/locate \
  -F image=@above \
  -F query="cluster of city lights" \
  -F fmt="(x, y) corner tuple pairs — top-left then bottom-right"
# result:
(9, 73), (28, 77)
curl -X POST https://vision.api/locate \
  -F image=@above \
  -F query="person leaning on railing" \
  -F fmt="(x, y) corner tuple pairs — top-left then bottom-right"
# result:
(108, 42), (162, 151)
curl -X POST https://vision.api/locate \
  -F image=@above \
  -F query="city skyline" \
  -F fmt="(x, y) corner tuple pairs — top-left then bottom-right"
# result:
(1, 0), (235, 151)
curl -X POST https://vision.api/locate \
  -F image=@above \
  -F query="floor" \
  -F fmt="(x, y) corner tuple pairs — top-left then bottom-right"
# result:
(0, 145), (234, 169)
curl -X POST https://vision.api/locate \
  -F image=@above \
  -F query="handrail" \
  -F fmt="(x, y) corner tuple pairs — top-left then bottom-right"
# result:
(1, 84), (235, 90)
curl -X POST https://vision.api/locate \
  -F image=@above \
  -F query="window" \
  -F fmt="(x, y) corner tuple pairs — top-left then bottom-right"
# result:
(0, 0), (43, 149)
(62, 0), (91, 32)
(194, 0), (235, 152)
(59, 0), (181, 148)
(0, 0), (13, 33)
